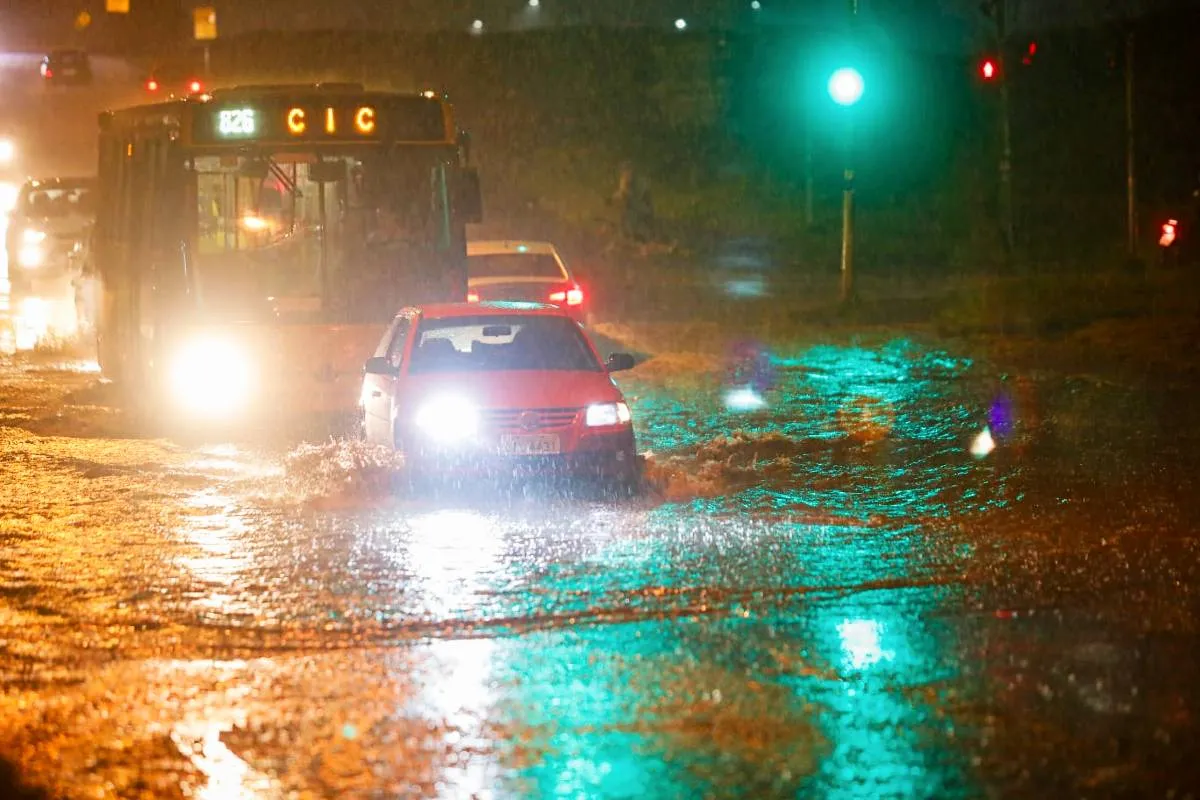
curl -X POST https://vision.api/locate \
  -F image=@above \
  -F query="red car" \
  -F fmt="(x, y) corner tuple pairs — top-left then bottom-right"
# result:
(360, 302), (638, 488)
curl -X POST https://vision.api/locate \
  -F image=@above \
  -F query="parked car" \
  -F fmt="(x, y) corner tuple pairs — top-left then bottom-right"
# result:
(40, 49), (93, 87)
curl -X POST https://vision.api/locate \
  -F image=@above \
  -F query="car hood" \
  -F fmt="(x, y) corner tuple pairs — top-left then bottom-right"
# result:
(402, 369), (622, 409)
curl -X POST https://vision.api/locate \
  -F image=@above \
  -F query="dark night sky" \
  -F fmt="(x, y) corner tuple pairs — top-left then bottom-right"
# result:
(5, 0), (1200, 53)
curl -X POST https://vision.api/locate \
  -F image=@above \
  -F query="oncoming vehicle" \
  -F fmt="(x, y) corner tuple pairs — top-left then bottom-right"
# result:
(92, 83), (483, 425)
(466, 240), (588, 322)
(0, 135), (21, 211)
(5, 178), (97, 346)
(40, 49), (93, 87)
(360, 302), (639, 487)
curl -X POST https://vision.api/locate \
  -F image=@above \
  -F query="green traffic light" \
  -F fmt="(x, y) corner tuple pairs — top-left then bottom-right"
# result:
(828, 67), (864, 106)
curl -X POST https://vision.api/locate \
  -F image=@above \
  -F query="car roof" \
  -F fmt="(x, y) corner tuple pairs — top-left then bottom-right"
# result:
(22, 177), (96, 190)
(415, 301), (570, 320)
(466, 240), (560, 256)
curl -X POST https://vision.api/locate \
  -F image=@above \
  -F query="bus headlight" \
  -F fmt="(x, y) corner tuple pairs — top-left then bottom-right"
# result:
(169, 337), (253, 416)
(17, 245), (44, 268)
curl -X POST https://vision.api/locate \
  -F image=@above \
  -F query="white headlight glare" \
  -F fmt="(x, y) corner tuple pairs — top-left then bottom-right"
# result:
(17, 245), (43, 268)
(414, 396), (478, 443)
(22, 229), (46, 245)
(585, 401), (631, 427)
(0, 139), (13, 163)
(168, 338), (252, 416)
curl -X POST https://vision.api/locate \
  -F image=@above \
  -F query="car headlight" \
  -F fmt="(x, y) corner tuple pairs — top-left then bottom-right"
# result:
(22, 229), (46, 245)
(0, 182), (19, 213)
(17, 244), (44, 268)
(585, 401), (632, 427)
(414, 395), (478, 443)
(0, 139), (13, 164)
(168, 337), (253, 416)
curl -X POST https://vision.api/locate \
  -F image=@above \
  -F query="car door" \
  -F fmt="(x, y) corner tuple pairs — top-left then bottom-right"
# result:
(363, 312), (413, 444)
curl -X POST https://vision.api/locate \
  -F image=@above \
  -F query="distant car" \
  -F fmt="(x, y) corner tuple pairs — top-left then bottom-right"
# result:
(141, 63), (205, 96)
(40, 49), (93, 87)
(466, 240), (588, 322)
(360, 302), (638, 488)
(6, 178), (96, 291)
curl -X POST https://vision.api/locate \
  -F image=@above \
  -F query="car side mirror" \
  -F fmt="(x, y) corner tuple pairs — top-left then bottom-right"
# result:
(363, 356), (398, 376)
(606, 352), (636, 372)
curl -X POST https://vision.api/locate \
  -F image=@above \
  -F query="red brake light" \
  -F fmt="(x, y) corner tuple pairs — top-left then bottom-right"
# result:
(189, 80), (202, 93)
(548, 286), (584, 306)
(146, 79), (159, 91)
(466, 291), (480, 303)
(44, 68), (53, 78)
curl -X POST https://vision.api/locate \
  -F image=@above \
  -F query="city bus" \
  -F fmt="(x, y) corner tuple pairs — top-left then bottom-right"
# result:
(92, 83), (482, 425)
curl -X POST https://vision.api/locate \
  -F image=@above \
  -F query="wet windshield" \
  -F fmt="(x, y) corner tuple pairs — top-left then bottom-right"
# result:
(191, 149), (447, 318)
(468, 253), (566, 280)
(408, 314), (600, 373)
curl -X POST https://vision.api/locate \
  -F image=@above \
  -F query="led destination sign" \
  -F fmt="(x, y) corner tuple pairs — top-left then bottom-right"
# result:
(191, 94), (449, 146)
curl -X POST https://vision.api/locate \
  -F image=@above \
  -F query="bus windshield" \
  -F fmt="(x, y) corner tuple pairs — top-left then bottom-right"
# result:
(191, 147), (451, 320)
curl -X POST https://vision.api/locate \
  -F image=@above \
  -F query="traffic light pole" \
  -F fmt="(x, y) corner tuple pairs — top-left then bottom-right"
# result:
(841, 128), (856, 305)
(996, 0), (1015, 258)
(840, 0), (859, 306)
(1125, 29), (1137, 257)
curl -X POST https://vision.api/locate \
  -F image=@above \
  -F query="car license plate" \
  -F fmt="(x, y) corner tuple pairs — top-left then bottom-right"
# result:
(498, 434), (560, 456)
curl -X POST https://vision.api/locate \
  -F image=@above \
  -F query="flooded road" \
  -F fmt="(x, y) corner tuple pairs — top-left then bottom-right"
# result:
(0, 315), (1198, 799)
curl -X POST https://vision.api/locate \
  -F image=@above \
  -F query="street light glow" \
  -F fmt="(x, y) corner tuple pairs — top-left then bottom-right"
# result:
(528, 0), (539, 6)
(828, 67), (864, 106)
(751, 0), (761, 8)
(675, 18), (687, 30)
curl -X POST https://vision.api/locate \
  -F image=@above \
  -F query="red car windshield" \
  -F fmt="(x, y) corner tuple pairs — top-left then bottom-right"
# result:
(408, 315), (601, 373)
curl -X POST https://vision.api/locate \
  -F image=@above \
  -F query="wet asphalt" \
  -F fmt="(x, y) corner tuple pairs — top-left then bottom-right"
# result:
(0, 314), (1197, 799)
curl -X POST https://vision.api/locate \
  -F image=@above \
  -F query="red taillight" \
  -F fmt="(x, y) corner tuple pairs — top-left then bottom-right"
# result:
(466, 291), (480, 303)
(1160, 219), (1178, 247)
(189, 80), (202, 93)
(549, 286), (584, 306)
(146, 79), (159, 91)
(44, 68), (53, 78)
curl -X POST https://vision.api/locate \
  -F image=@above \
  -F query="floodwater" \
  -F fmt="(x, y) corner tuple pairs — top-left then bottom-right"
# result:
(0, 317), (1197, 799)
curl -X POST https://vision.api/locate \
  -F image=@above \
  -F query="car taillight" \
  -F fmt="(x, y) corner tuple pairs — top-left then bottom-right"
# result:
(466, 291), (480, 303)
(43, 69), (53, 79)
(189, 80), (202, 93)
(549, 286), (584, 306)
(146, 79), (159, 91)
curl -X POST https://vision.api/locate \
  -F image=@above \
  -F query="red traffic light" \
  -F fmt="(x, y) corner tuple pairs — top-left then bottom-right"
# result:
(980, 59), (997, 80)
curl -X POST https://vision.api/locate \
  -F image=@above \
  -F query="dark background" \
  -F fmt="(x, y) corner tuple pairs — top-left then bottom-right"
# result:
(3, 0), (1198, 272)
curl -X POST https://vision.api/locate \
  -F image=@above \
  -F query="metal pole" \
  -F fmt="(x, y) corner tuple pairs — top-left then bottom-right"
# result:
(1125, 29), (1137, 256)
(840, 0), (858, 305)
(841, 160), (856, 304)
(997, 0), (1015, 258)
(804, 110), (814, 228)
